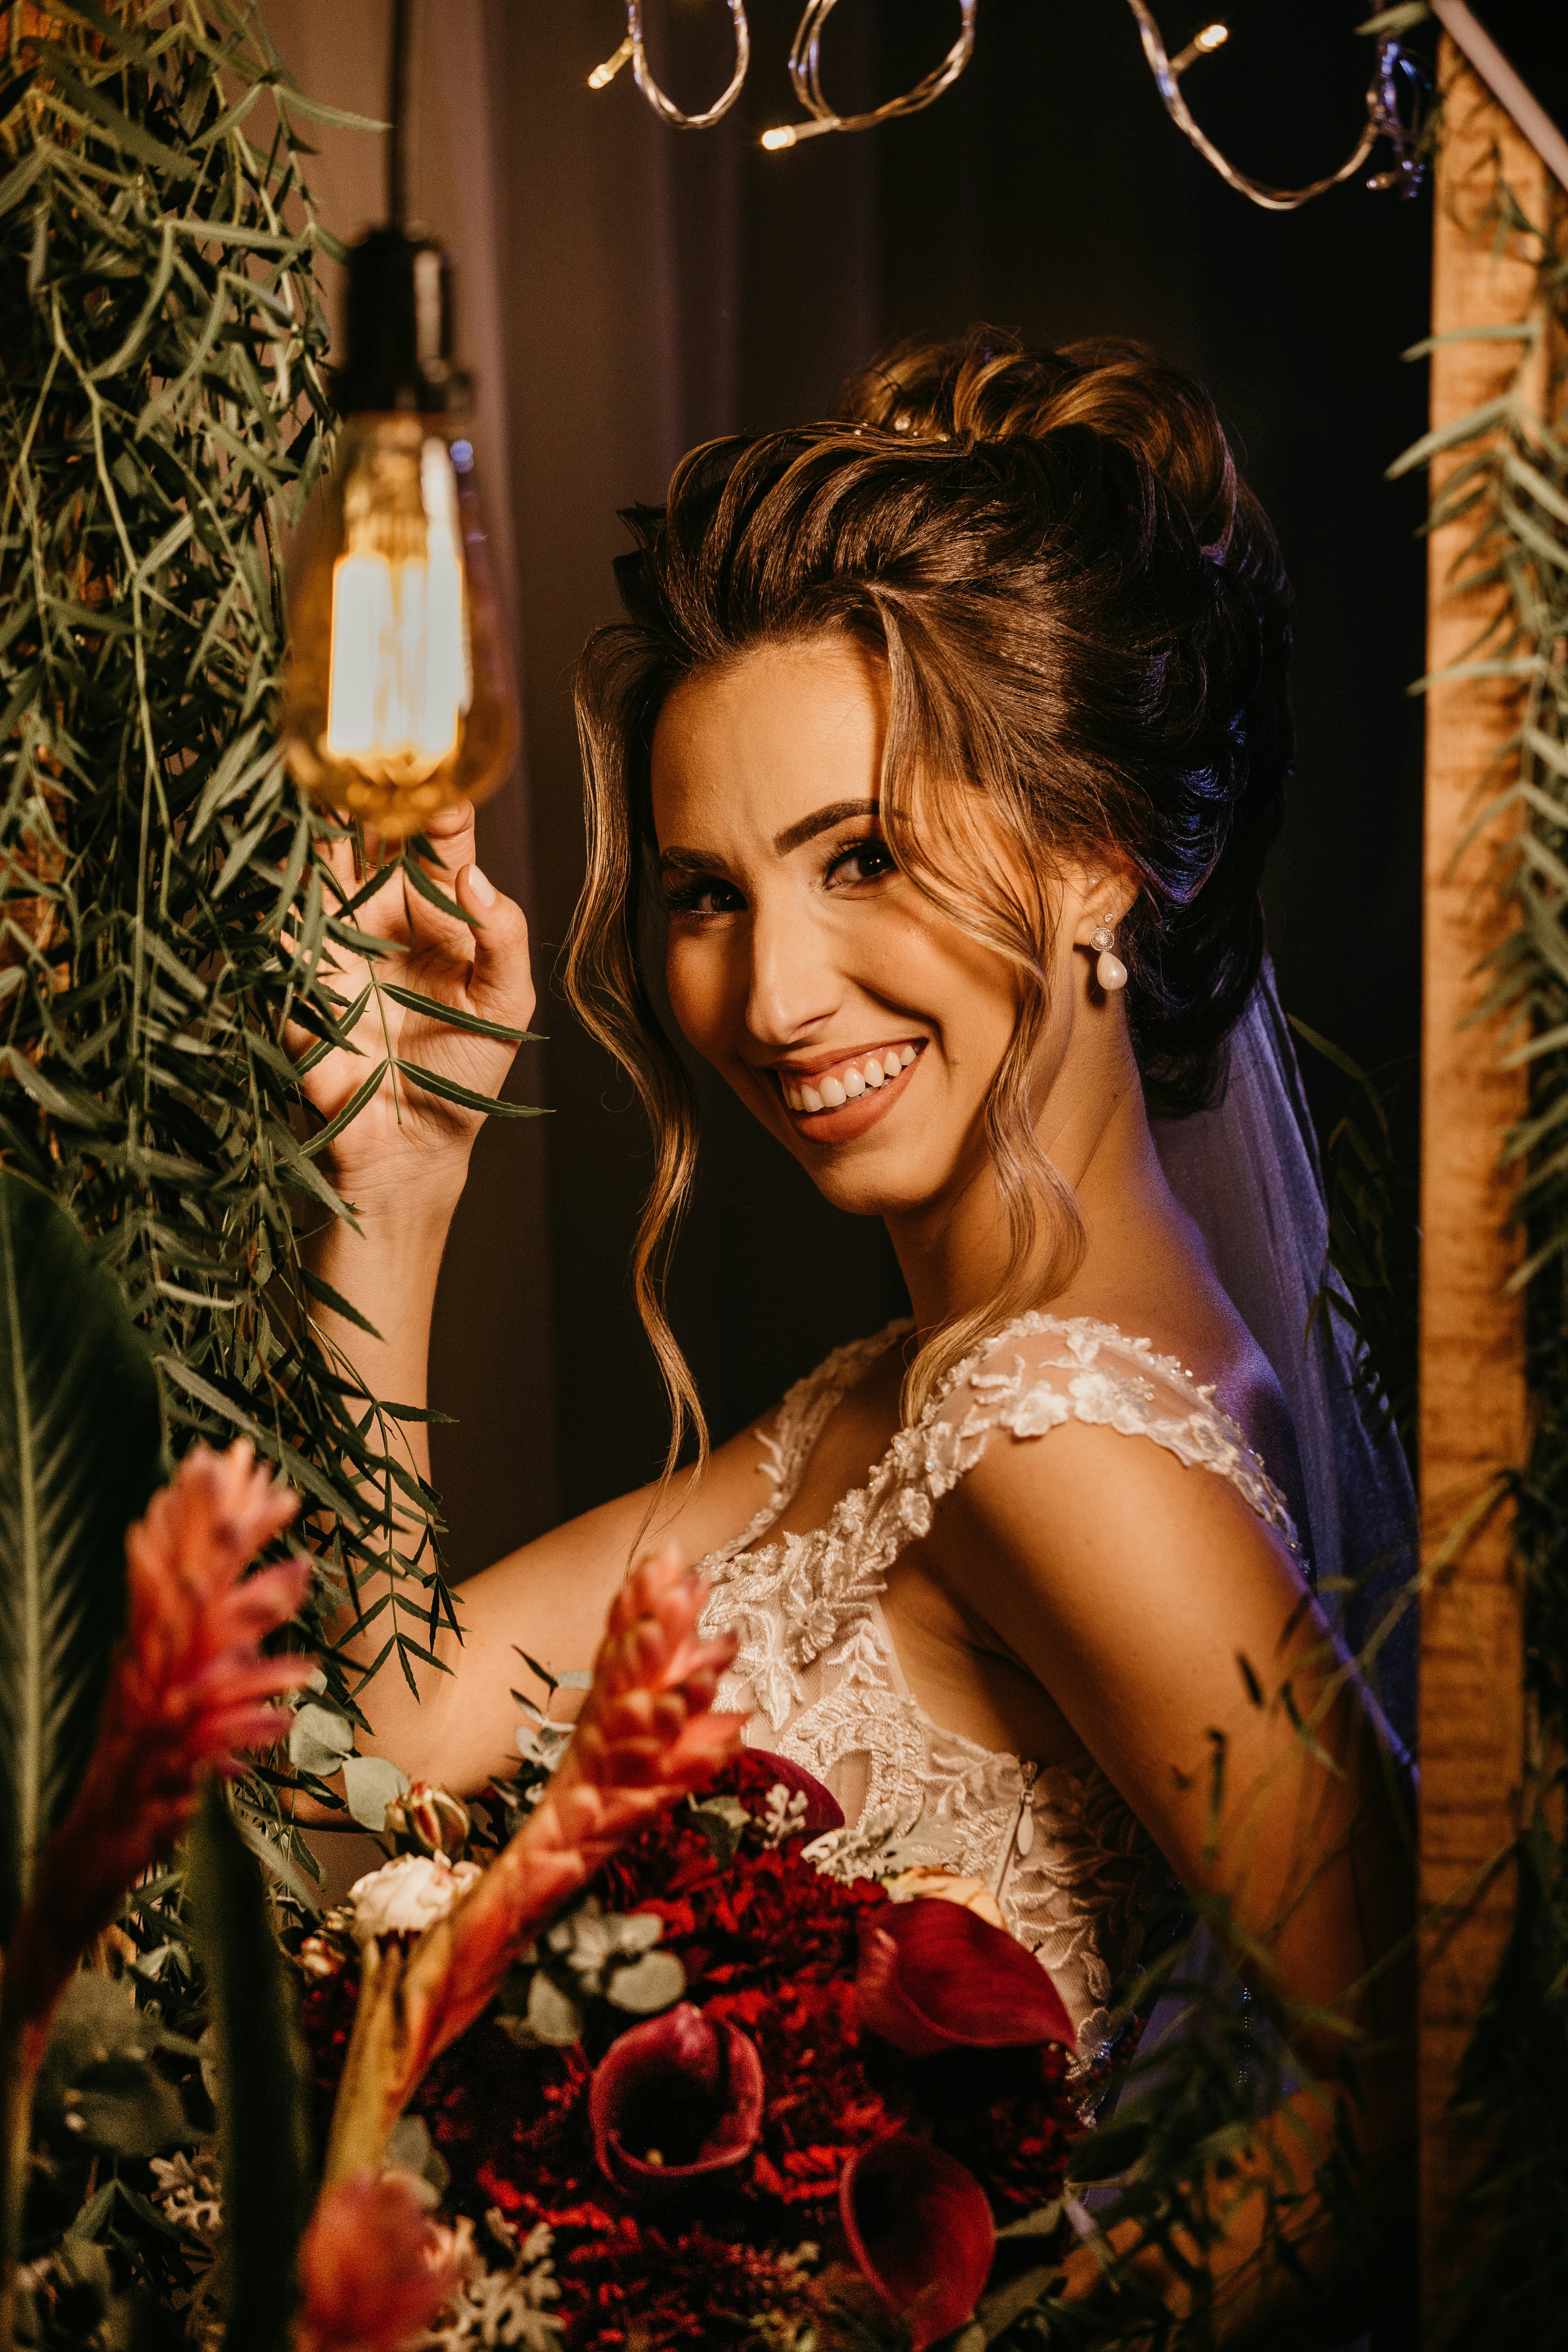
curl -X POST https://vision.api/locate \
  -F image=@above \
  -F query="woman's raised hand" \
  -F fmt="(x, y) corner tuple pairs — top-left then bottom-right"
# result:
(289, 801), (536, 1210)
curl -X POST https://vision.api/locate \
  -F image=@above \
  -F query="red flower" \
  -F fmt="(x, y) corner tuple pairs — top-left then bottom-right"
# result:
(857, 1896), (1076, 2056)
(589, 2004), (764, 2201)
(7, 1443), (310, 2031)
(295, 2171), (464, 2352)
(840, 2131), (997, 2352)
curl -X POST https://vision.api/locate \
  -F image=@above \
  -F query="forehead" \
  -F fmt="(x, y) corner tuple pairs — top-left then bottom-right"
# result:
(649, 635), (886, 848)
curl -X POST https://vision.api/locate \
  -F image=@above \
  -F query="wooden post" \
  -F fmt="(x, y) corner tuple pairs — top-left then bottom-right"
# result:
(1418, 38), (1555, 2328)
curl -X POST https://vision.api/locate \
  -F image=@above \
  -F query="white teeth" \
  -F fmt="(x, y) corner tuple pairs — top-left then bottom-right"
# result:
(786, 1047), (919, 1111)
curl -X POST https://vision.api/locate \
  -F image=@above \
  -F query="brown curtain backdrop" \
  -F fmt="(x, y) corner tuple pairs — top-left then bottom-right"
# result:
(261, 0), (1428, 1578)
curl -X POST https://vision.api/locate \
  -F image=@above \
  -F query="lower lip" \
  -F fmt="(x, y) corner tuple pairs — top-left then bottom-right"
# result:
(776, 1051), (923, 1143)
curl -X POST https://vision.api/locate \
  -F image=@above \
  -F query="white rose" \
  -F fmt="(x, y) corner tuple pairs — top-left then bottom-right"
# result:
(348, 1851), (484, 1942)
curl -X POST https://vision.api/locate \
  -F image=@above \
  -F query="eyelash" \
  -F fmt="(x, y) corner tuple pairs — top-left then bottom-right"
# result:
(662, 833), (896, 919)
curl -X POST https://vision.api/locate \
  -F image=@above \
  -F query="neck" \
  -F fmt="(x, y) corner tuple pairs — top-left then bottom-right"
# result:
(885, 1006), (1167, 1340)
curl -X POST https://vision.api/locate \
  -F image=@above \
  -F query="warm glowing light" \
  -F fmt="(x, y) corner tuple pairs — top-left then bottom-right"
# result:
(760, 118), (837, 151)
(283, 416), (514, 836)
(588, 35), (633, 90)
(1170, 20), (1229, 75)
(324, 439), (469, 788)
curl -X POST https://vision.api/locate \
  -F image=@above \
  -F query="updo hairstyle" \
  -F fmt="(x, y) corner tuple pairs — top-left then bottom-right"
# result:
(565, 331), (1294, 1466)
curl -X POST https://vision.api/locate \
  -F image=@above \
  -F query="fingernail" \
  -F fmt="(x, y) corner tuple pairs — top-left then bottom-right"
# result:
(467, 861), (496, 909)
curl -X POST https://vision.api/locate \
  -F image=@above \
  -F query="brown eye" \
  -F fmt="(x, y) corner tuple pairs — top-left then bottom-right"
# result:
(827, 838), (896, 887)
(663, 873), (745, 919)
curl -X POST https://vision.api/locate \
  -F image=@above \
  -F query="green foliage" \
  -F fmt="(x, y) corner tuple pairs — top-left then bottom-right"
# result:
(0, 1171), (160, 1944)
(34, 1975), (199, 2161)
(0, 1), (465, 1869)
(186, 1781), (311, 2352)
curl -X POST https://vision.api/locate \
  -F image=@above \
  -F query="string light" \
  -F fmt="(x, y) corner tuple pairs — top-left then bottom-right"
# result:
(1168, 23), (1228, 79)
(586, 0), (1424, 202)
(762, 0), (977, 153)
(585, 2), (750, 130)
(1125, 2), (1426, 210)
(587, 36), (633, 92)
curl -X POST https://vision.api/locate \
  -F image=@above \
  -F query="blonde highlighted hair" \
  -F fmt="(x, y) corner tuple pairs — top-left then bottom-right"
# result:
(564, 332), (1292, 1478)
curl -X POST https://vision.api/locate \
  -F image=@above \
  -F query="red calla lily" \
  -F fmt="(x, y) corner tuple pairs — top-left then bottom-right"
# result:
(856, 1896), (1076, 2055)
(747, 1750), (844, 1838)
(589, 2002), (765, 2202)
(840, 2130), (996, 2350)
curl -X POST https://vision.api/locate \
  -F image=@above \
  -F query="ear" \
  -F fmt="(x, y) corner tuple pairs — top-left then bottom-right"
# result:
(1064, 858), (1139, 947)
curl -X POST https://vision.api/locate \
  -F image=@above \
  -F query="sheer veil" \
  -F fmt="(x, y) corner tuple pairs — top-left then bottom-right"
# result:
(1075, 961), (1419, 2195)
(1151, 958), (1417, 1752)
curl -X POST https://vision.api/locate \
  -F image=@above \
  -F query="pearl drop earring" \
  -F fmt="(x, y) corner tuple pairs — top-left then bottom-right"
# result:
(1089, 922), (1127, 993)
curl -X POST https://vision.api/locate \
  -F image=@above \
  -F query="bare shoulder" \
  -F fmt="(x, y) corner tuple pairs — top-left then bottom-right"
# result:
(934, 1405), (1322, 1770)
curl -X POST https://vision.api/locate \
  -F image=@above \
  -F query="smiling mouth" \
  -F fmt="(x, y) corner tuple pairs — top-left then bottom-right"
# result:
(774, 1039), (925, 1118)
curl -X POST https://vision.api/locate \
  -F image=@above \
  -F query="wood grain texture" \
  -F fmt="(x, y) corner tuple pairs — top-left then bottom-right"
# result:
(1418, 40), (1553, 2328)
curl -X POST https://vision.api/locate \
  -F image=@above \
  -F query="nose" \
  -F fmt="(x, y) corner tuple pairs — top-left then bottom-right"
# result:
(744, 891), (840, 1047)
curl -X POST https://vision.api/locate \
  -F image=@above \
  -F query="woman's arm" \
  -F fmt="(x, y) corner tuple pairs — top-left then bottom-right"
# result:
(941, 1422), (1415, 2341)
(294, 802), (534, 1496)
(291, 806), (775, 1795)
(339, 1419), (779, 1795)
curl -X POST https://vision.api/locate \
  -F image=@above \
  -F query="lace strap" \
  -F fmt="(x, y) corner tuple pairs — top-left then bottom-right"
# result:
(928, 1313), (1302, 1554)
(702, 1319), (914, 1573)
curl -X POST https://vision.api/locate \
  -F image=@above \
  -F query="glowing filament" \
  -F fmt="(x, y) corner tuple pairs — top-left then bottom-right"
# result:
(325, 439), (471, 789)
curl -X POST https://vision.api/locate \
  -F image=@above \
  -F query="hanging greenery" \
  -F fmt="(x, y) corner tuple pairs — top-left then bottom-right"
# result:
(0, 1), (496, 1873)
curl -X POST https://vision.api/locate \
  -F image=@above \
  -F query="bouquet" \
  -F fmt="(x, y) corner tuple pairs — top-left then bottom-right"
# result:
(297, 1747), (1087, 2351)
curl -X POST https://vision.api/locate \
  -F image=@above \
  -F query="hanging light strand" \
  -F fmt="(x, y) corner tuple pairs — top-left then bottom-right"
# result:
(585, 0), (977, 151)
(1124, 2), (1427, 211)
(586, 1), (750, 130)
(766, 0), (978, 151)
(585, 0), (1424, 197)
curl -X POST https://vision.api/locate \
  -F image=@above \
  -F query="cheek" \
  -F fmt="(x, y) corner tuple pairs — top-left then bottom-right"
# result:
(663, 935), (728, 1057)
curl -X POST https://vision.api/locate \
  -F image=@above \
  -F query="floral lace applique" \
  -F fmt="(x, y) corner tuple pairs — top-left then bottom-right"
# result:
(696, 1311), (1299, 2055)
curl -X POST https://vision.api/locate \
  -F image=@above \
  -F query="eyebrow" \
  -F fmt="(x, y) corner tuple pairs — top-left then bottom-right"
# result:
(657, 798), (882, 875)
(772, 798), (881, 856)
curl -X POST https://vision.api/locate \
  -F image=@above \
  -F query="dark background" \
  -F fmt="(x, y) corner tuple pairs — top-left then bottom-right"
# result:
(408, 1), (1431, 1574)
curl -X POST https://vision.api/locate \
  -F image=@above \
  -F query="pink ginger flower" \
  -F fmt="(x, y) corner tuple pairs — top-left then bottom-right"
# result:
(295, 2171), (465, 2352)
(7, 1441), (311, 2028)
(326, 1548), (743, 2180)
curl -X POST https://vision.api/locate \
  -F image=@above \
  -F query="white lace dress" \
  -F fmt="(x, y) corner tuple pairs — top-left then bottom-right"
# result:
(696, 1312), (1302, 2061)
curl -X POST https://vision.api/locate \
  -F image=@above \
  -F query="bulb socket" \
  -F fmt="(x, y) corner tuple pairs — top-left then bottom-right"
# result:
(333, 228), (466, 416)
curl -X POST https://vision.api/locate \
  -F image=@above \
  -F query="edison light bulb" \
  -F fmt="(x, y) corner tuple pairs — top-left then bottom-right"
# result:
(284, 419), (514, 835)
(282, 232), (517, 837)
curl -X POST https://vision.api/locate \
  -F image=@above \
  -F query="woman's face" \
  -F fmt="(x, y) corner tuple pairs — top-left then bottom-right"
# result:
(650, 634), (1080, 1223)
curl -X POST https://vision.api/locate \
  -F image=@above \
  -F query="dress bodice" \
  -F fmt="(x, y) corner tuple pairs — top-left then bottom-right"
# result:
(695, 1311), (1301, 2061)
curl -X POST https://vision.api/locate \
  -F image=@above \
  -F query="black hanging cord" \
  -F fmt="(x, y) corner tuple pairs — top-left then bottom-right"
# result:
(388, 0), (412, 231)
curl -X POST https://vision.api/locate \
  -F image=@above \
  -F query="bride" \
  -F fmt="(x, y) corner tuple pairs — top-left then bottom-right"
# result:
(303, 335), (1414, 2338)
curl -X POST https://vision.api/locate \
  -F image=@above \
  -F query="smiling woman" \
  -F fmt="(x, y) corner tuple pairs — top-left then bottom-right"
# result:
(303, 332), (1414, 2344)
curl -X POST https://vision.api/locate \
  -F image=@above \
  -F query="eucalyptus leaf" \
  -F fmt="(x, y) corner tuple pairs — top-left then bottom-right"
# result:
(604, 1949), (686, 2015)
(287, 1701), (355, 1779)
(0, 1175), (162, 1942)
(341, 1752), (410, 1831)
(526, 1970), (585, 2047)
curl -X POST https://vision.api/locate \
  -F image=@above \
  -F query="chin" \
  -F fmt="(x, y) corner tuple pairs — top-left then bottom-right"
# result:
(788, 1142), (955, 1223)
